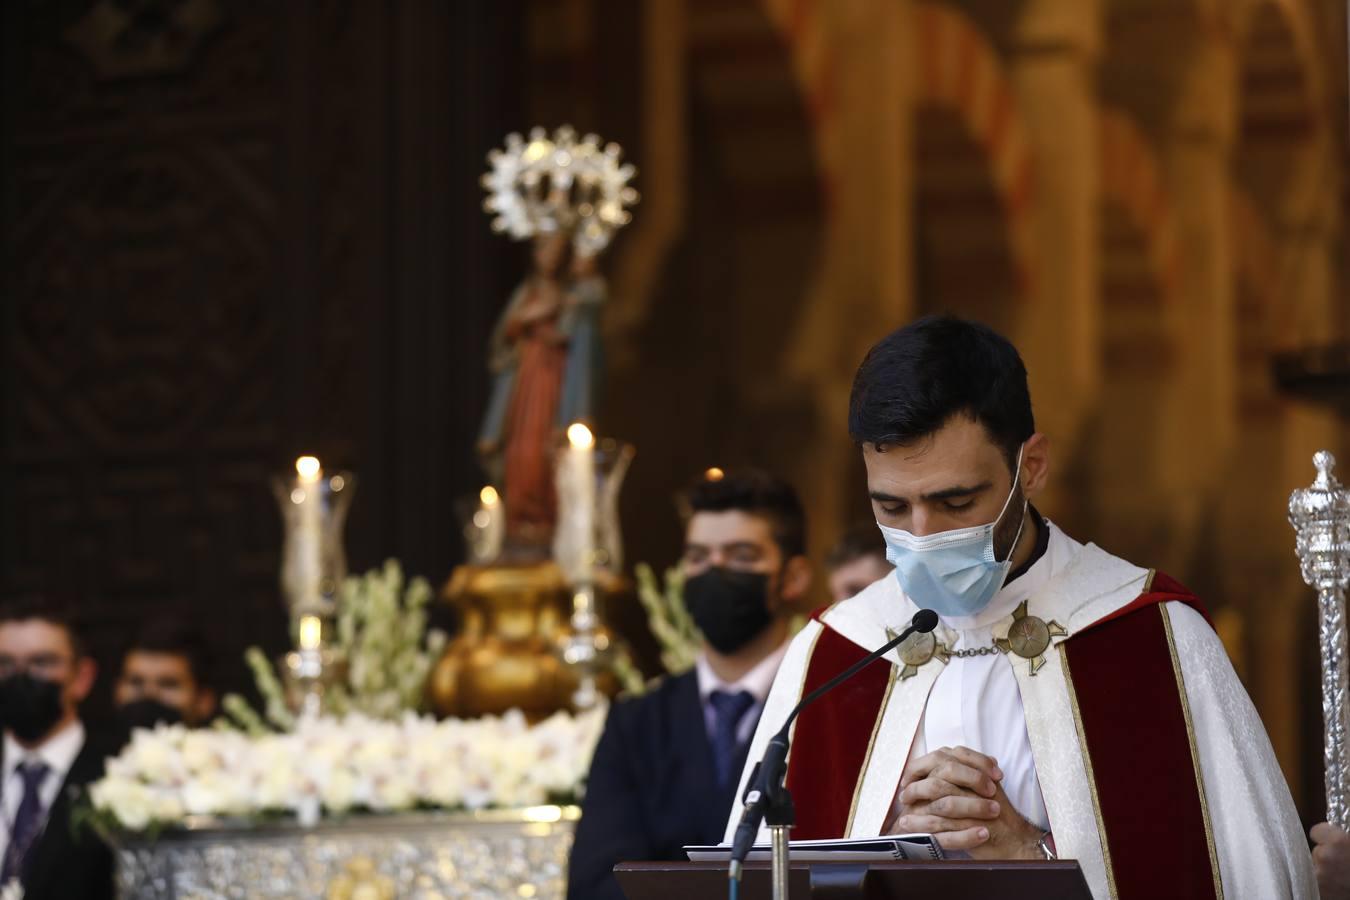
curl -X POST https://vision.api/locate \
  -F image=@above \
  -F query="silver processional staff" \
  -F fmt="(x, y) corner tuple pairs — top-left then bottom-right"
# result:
(1289, 450), (1350, 828)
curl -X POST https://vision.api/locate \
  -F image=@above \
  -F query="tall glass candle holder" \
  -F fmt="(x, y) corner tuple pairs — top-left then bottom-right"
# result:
(553, 427), (634, 584)
(272, 456), (355, 632)
(553, 425), (634, 708)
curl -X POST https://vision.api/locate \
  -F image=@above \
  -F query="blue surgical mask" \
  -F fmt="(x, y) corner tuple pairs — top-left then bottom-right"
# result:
(877, 447), (1028, 618)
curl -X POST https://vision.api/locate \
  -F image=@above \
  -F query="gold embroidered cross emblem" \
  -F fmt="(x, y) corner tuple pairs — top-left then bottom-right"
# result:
(887, 626), (949, 681)
(995, 600), (1068, 675)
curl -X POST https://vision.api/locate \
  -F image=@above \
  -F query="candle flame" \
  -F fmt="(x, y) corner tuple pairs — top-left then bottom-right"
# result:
(704, 467), (725, 482)
(298, 615), (322, 651)
(296, 456), (322, 482)
(480, 485), (500, 507)
(567, 423), (595, 449)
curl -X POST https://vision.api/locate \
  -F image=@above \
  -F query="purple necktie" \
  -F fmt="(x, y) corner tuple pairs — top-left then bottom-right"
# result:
(709, 690), (756, 788)
(1, 759), (51, 884)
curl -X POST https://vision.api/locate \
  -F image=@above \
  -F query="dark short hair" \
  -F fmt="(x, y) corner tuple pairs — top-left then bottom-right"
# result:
(849, 315), (1034, 469)
(681, 469), (807, 560)
(0, 594), (88, 659)
(125, 620), (214, 689)
(825, 523), (888, 572)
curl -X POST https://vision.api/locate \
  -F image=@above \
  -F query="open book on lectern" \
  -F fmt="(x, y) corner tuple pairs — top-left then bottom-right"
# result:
(684, 834), (945, 863)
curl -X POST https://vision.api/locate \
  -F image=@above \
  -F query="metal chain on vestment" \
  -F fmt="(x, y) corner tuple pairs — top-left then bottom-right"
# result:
(946, 643), (1002, 658)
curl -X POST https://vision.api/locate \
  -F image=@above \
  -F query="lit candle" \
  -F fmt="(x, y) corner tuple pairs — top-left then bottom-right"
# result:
(296, 455), (321, 483)
(566, 424), (596, 583)
(294, 455), (323, 615)
(473, 485), (505, 563)
(298, 615), (322, 651)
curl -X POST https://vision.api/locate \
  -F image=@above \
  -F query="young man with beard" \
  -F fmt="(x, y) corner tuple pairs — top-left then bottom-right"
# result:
(726, 315), (1314, 900)
(567, 470), (812, 900)
(0, 596), (113, 899)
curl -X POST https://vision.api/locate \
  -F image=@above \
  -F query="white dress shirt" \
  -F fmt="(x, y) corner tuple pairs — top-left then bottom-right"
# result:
(887, 523), (1076, 834)
(696, 640), (789, 746)
(2, 720), (85, 860)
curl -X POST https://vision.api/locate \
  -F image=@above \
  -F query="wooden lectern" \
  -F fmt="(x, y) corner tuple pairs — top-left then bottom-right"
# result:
(615, 859), (1093, 899)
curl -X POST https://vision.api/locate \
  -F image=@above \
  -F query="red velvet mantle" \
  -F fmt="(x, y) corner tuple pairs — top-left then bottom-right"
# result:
(781, 575), (1220, 900)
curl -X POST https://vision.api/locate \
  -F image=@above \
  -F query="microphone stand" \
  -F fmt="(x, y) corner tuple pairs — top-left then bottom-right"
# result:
(767, 785), (793, 900)
(728, 609), (939, 900)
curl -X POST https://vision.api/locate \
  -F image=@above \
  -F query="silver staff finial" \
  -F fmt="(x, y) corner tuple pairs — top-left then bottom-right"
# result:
(1291, 451), (1350, 828)
(1317, 450), (1339, 482)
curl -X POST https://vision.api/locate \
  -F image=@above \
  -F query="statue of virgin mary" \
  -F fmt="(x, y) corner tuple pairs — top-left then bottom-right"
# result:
(477, 126), (636, 546)
(477, 232), (605, 537)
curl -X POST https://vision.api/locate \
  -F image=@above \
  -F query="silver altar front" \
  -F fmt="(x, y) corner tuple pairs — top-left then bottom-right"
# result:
(115, 807), (577, 899)
(1289, 451), (1350, 829)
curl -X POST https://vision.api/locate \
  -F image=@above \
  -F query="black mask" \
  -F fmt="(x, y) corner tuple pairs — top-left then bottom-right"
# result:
(684, 568), (774, 654)
(0, 673), (65, 744)
(118, 698), (184, 732)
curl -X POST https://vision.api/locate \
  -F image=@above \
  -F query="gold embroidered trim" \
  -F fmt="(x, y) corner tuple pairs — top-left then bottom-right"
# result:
(1144, 568), (1157, 592)
(815, 597), (848, 625)
(783, 625), (826, 765)
(843, 661), (898, 837)
(1059, 642), (1119, 900)
(1160, 604), (1224, 900)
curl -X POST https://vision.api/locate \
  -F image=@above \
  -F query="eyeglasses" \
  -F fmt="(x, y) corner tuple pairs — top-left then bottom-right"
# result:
(0, 653), (71, 679)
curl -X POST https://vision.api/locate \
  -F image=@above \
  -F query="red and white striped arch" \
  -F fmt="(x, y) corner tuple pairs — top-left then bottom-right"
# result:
(912, 2), (1035, 255)
(760, 0), (1037, 290)
(1098, 108), (1182, 303)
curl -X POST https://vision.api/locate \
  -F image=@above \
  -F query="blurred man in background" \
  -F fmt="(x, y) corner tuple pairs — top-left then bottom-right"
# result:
(0, 596), (113, 899)
(567, 469), (812, 900)
(114, 620), (217, 731)
(824, 522), (892, 603)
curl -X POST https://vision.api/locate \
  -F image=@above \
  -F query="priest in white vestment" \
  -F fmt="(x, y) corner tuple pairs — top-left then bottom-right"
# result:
(726, 315), (1316, 900)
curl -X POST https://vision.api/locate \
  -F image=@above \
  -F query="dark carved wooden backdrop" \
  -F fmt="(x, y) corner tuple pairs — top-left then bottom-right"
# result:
(1, 0), (524, 710)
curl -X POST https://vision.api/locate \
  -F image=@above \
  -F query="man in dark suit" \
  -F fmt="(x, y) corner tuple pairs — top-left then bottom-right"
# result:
(568, 470), (813, 900)
(0, 596), (114, 899)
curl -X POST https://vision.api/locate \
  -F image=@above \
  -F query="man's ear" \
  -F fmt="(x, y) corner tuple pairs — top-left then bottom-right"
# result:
(779, 555), (813, 610)
(1021, 432), (1051, 498)
(70, 656), (97, 704)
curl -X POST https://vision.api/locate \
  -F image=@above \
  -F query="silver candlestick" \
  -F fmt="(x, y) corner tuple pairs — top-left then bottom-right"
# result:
(560, 582), (604, 710)
(1289, 450), (1350, 828)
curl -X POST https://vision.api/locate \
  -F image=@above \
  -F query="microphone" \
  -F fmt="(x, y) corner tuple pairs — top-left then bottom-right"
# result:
(728, 608), (939, 879)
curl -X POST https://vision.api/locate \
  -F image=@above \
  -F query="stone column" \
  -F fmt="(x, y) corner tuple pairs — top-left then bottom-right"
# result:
(1005, 0), (1101, 521)
(1161, 38), (1237, 523)
(785, 0), (918, 560)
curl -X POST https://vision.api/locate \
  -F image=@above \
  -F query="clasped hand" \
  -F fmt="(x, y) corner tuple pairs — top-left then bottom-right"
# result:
(892, 745), (1044, 859)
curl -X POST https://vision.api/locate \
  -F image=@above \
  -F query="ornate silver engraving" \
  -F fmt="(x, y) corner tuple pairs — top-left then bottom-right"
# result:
(115, 809), (577, 899)
(1289, 451), (1350, 829)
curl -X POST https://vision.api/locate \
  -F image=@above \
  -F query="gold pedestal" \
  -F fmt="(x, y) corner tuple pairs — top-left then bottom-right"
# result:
(428, 561), (627, 720)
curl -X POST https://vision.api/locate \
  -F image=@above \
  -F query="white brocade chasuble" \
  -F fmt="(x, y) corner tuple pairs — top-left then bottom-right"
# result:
(882, 527), (1076, 834)
(725, 521), (1316, 900)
